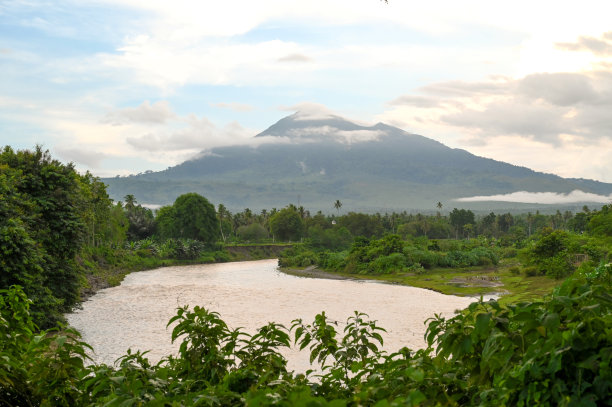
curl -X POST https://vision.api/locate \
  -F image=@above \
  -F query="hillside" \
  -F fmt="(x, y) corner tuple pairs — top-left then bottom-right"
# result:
(103, 112), (612, 212)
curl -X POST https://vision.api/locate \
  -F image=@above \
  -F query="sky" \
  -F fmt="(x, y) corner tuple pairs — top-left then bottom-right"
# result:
(2, 0), (612, 185)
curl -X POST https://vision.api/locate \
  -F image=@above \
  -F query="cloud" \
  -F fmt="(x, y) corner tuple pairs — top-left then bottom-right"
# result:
(279, 102), (337, 121)
(386, 69), (612, 147)
(517, 73), (598, 106)
(126, 116), (253, 152)
(455, 190), (612, 204)
(441, 99), (569, 143)
(419, 80), (510, 97)
(55, 147), (108, 168)
(211, 102), (255, 112)
(287, 126), (336, 138)
(556, 31), (612, 56)
(336, 129), (385, 144)
(297, 160), (308, 174)
(277, 53), (313, 63)
(102, 101), (175, 125)
(98, 37), (317, 89)
(387, 95), (442, 108)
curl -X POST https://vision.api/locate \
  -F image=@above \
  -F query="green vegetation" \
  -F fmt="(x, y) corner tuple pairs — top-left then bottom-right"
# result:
(0, 146), (278, 327)
(2, 146), (612, 404)
(157, 193), (219, 243)
(2, 265), (612, 405)
(278, 204), (612, 302)
(1, 146), (92, 327)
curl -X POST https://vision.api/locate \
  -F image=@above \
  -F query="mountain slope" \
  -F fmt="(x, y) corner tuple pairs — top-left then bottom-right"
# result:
(103, 113), (612, 212)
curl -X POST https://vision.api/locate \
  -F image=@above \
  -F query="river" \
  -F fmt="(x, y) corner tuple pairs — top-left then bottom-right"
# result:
(67, 259), (476, 373)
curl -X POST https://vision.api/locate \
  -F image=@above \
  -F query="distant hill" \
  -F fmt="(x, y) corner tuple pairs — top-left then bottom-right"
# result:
(103, 112), (612, 212)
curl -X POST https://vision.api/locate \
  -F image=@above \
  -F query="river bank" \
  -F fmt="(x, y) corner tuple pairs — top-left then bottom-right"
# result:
(77, 244), (292, 302)
(280, 261), (560, 304)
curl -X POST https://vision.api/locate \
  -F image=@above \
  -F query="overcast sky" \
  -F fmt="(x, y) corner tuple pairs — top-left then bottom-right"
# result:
(2, 0), (612, 182)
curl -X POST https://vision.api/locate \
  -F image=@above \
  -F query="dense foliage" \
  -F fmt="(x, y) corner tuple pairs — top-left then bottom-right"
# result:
(157, 193), (219, 244)
(0, 147), (226, 327)
(280, 235), (500, 275)
(0, 146), (93, 327)
(519, 228), (610, 279)
(2, 264), (612, 405)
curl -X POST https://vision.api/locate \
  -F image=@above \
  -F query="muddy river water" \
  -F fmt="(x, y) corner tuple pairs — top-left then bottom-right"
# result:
(67, 259), (476, 372)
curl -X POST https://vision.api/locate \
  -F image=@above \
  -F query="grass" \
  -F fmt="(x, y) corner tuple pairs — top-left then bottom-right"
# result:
(302, 259), (562, 302)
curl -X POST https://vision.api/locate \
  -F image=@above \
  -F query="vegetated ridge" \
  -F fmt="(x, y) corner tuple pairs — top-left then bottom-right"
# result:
(103, 112), (612, 212)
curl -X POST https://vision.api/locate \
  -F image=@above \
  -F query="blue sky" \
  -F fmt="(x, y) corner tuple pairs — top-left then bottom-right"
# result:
(2, 0), (612, 184)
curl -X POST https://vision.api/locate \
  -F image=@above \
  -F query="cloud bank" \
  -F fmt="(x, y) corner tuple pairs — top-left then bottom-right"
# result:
(455, 190), (612, 204)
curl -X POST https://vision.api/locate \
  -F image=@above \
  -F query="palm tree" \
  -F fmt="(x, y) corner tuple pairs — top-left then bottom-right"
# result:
(527, 212), (534, 237)
(334, 200), (342, 216)
(217, 204), (228, 242)
(124, 194), (136, 209)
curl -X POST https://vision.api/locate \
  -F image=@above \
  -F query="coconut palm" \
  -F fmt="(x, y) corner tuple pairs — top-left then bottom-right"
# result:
(334, 200), (342, 216)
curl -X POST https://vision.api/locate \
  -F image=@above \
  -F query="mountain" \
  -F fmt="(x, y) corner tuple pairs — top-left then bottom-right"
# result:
(103, 112), (612, 212)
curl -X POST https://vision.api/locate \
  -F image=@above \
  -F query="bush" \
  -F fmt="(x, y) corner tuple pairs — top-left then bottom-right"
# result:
(277, 245), (319, 268)
(369, 252), (406, 274)
(236, 223), (268, 241)
(502, 247), (517, 258)
(524, 266), (539, 277)
(319, 251), (348, 271)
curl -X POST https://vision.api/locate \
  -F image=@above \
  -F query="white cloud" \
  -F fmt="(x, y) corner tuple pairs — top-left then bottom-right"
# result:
(455, 190), (612, 204)
(54, 147), (108, 168)
(336, 129), (385, 144)
(280, 102), (336, 121)
(125, 116), (253, 152)
(381, 61), (612, 180)
(277, 53), (313, 63)
(287, 126), (336, 138)
(102, 100), (175, 125)
(556, 31), (612, 56)
(98, 37), (318, 89)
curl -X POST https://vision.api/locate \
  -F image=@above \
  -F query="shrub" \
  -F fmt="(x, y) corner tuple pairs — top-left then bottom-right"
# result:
(236, 223), (268, 241)
(369, 253), (406, 274)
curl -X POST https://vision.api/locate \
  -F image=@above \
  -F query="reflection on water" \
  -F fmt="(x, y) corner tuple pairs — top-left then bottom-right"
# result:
(67, 259), (475, 372)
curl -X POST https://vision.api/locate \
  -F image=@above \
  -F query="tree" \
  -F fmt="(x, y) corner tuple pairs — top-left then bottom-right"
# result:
(339, 212), (383, 238)
(158, 193), (219, 244)
(236, 223), (268, 241)
(449, 208), (475, 239)
(588, 204), (612, 236)
(155, 205), (177, 239)
(217, 204), (229, 242)
(269, 206), (304, 241)
(334, 200), (342, 216)
(0, 146), (87, 326)
(123, 195), (155, 241)
(436, 201), (443, 218)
